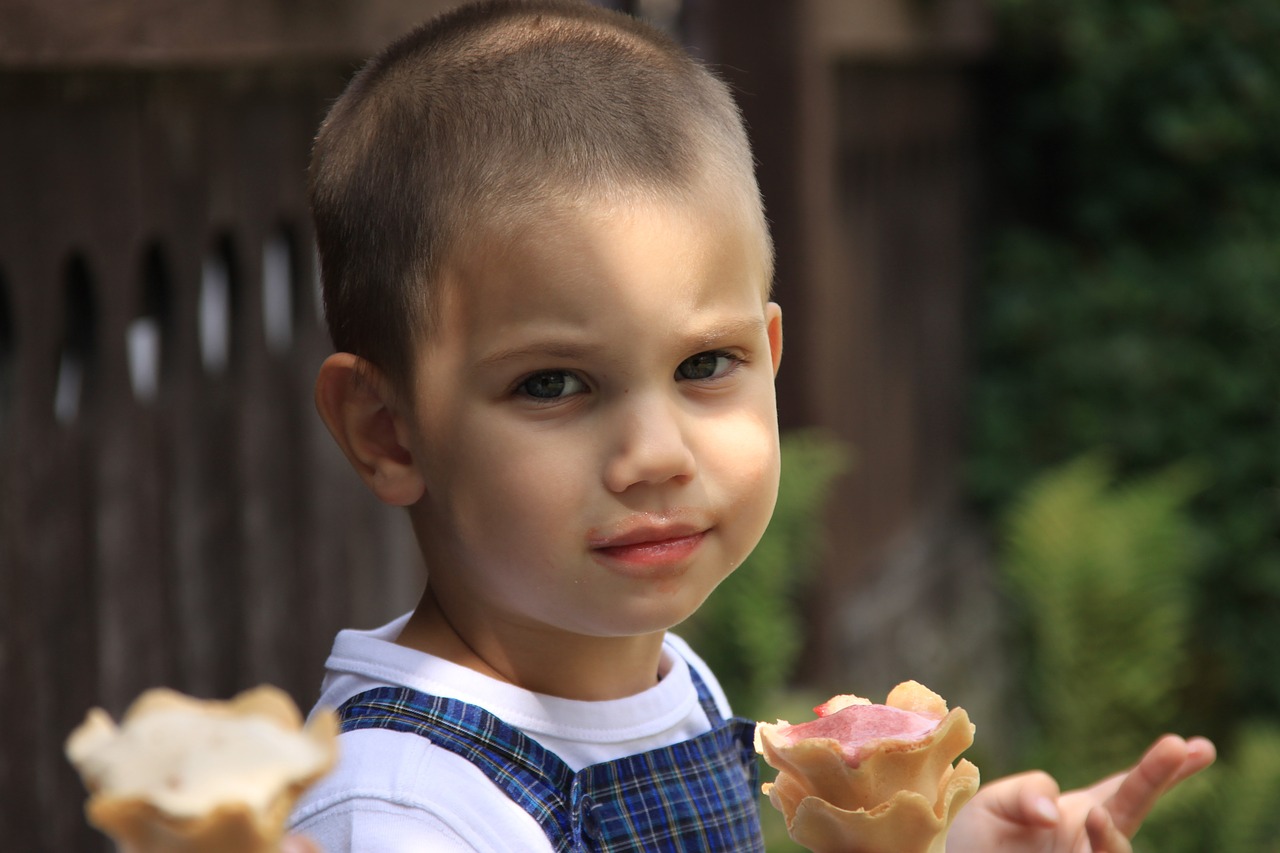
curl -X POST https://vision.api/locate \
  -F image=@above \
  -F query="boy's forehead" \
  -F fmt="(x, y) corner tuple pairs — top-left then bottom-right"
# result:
(461, 188), (772, 291)
(426, 192), (771, 337)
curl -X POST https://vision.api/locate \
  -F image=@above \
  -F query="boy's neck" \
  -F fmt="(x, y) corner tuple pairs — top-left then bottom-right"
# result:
(395, 588), (668, 701)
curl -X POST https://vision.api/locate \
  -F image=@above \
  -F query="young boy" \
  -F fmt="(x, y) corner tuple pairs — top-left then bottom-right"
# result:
(289, 2), (1213, 850)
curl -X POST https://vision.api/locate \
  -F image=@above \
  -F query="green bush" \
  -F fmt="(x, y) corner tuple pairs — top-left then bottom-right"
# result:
(999, 455), (1202, 787)
(1135, 722), (1280, 852)
(1212, 725), (1280, 852)
(971, 0), (1280, 740)
(998, 456), (1280, 852)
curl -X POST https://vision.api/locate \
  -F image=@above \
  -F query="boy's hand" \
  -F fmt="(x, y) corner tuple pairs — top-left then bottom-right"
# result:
(945, 734), (1215, 852)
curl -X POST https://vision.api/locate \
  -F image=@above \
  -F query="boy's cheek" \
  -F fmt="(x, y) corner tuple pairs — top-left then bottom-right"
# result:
(705, 419), (780, 499)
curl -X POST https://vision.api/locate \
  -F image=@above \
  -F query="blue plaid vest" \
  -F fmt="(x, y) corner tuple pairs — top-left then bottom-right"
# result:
(337, 665), (764, 852)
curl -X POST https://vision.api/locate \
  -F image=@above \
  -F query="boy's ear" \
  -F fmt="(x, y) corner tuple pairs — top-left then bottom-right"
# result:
(766, 301), (784, 377)
(314, 353), (425, 507)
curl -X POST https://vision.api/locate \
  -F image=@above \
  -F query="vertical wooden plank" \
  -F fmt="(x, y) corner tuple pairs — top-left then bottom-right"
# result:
(263, 89), (324, 702)
(165, 75), (249, 700)
(190, 227), (248, 701)
(0, 327), (16, 844)
(84, 75), (178, 717)
(234, 78), (303, 695)
(0, 255), (73, 850)
(820, 63), (990, 701)
(832, 65), (979, 566)
(234, 146), (287, 692)
(1, 74), (113, 850)
(133, 73), (223, 703)
(0, 77), (32, 848)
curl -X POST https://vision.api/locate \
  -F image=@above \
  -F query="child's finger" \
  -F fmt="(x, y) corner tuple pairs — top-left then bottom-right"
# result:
(981, 771), (1063, 827)
(1085, 806), (1131, 853)
(1104, 735), (1193, 836)
(1172, 736), (1216, 785)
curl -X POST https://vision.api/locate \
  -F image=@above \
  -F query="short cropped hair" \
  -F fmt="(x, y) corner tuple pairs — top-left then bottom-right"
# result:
(310, 0), (770, 392)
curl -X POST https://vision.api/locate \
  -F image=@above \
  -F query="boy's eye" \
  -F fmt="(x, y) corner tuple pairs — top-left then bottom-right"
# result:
(676, 351), (738, 381)
(518, 370), (585, 399)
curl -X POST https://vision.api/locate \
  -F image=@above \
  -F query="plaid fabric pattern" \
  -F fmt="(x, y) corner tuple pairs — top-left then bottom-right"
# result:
(571, 714), (763, 852)
(338, 668), (764, 852)
(339, 688), (577, 846)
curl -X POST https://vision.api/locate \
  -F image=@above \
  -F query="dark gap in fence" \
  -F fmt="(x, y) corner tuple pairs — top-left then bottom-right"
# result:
(126, 241), (173, 405)
(31, 253), (106, 850)
(55, 253), (98, 426)
(262, 224), (296, 356)
(191, 231), (248, 697)
(0, 266), (12, 426)
(199, 233), (240, 378)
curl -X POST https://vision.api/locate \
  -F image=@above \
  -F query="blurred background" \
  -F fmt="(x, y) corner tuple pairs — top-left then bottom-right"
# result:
(2, 0), (1278, 849)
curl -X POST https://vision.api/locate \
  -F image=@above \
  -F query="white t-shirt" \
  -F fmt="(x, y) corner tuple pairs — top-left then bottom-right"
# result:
(289, 613), (733, 852)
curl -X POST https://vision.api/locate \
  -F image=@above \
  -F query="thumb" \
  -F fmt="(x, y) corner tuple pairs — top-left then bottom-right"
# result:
(985, 771), (1063, 828)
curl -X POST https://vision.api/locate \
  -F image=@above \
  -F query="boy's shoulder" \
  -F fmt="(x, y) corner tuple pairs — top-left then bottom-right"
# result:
(290, 722), (551, 851)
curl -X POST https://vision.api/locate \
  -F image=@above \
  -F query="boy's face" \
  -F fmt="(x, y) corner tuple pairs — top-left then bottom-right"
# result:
(401, 193), (782, 647)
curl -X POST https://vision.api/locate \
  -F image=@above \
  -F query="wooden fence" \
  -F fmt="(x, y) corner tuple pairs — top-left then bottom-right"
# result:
(0, 0), (991, 847)
(0, 62), (427, 853)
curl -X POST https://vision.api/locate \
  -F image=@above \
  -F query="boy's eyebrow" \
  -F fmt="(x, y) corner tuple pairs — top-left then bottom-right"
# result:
(477, 316), (768, 367)
(683, 316), (767, 349)
(478, 341), (602, 368)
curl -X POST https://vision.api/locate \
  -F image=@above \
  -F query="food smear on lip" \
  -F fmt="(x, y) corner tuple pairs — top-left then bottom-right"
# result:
(594, 531), (705, 563)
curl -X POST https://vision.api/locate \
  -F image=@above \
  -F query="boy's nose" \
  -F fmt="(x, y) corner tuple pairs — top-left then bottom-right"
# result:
(603, 395), (697, 493)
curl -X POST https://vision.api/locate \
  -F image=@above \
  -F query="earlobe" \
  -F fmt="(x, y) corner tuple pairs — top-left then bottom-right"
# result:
(766, 302), (784, 376)
(314, 353), (425, 507)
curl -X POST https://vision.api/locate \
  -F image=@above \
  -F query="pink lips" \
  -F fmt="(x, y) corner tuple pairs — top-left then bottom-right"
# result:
(588, 515), (709, 573)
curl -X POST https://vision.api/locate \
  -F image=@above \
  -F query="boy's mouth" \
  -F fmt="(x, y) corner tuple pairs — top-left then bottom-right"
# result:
(593, 531), (706, 563)
(588, 513), (708, 547)
(587, 515), (711, 570)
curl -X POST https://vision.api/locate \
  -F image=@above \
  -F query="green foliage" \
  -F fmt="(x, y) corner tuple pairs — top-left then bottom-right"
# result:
(1212, 725), (1280, 852)
(998, 457), (1280, 852)
(1132, 723), (1280, 852)
(679, 429), (849, 719)
(1000, 455), (1202, 787)
(988, 0), (1280, 245)
(971, 0), (1280, 734)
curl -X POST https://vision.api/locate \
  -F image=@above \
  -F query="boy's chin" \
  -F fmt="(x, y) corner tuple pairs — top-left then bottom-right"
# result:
(578, 594), (712, 640)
